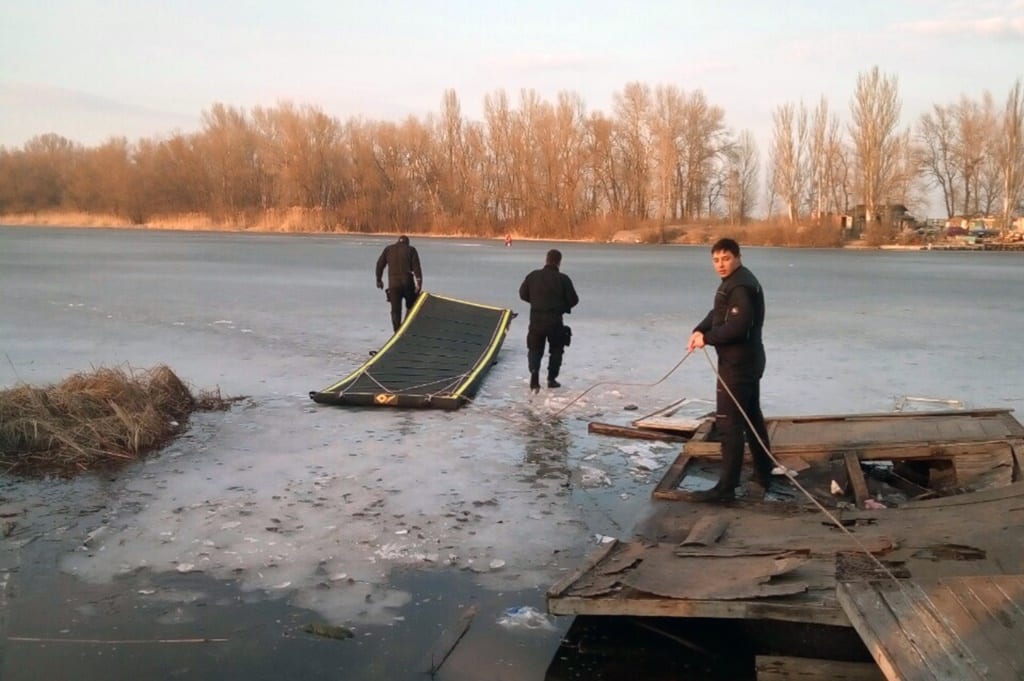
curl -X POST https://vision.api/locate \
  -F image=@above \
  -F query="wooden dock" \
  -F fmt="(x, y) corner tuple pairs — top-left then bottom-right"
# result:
(555, 408), (1024, 680)
(656, 409), (1023, 504)
(838, 575), (1024, 681)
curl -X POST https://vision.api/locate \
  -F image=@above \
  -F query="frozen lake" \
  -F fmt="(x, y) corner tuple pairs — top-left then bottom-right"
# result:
(2, 225), (1023, 680)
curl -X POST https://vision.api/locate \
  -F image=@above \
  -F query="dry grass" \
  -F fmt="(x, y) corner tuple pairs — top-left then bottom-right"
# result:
(0, 211), (135, 228)
(0, 365), (235, 478)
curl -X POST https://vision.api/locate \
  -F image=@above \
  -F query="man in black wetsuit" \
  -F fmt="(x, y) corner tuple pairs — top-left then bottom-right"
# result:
(686, 238), (773, 502)
(518, 249), (579, 392)
(375, 235), (423, 332)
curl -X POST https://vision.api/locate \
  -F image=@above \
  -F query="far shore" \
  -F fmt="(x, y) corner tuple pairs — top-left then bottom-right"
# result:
(4, 212), (1016, 252)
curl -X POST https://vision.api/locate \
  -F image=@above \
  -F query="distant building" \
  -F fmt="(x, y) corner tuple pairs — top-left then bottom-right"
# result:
(850, 203), (915, 236)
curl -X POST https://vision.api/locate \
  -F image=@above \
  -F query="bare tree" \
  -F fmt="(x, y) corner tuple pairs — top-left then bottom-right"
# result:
(197, 103), (262, 220)
(917, 102), (960, 217)
(952, 95), (989, 216)
(483, 89), (518, 227)
(678, 90), (728, 221)
(650, 84), (685, 239)
(769, 102), (808, 223)
(724, 130), (759, 224)
(997, 79), (1024, 230)
(551, 91), (588, 238)
(849, 66), (903, 231)
(582, 111), (620, 217)
(612, 82), (653, 220)
(807, 96), (845, 219)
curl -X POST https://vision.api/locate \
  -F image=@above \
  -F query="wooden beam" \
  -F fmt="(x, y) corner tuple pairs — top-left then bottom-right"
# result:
(755, 655), (885, 681)
(843, 451), (870, 508)
(546, 539), (618, 599)
(652, 453), (693, 500)
(420, 605), (477, 675)
(547, 594), (851, 626)
(896, 480), (1024, 509)
(588, 421), (686, 442)
(837, 581), (987, 681)
(776, 408), (1010, 423)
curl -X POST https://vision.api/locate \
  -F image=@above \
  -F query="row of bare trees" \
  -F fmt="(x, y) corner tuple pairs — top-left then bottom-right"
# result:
(2, 70), (1022, 241)
(768, 68), (1024, 237)
(0, 85), (753, 239)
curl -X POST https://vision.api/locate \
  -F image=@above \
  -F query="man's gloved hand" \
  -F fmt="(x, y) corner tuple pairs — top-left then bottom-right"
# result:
(376, 281), (383, 289)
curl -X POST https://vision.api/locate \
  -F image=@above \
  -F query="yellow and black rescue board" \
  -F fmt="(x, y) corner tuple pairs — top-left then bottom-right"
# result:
(309, 292), (513, 410)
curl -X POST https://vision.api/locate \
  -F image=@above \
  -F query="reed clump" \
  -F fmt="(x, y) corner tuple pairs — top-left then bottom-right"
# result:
(0, 365), (233, 477)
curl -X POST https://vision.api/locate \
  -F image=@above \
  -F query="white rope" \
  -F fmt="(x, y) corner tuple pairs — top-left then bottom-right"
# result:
(548, 350), (695, 418)
(342, 368), (471, 397)
(698, 347), (914, 592)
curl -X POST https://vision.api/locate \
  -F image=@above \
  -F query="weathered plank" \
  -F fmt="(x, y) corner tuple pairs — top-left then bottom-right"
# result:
(547, 593), (850, 626)
(588, 421), (686, 442)
(844, 451), (870, 508)
(896, 480), (1024, 510)
(922, 577), (1024, 680)
(420, 604), (477, 675)
(546, 539), (618, 599)
(755, 655), (885, 681)
(619, 546), (808, 600)
(837, 580), (987, 681)
(681, 515), (729, 546)
(652, 453), (693, 500)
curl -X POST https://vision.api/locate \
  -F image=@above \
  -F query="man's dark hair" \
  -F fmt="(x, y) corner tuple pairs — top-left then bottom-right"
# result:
(545, 249), (562, 266)
(711, 238), (740, 256)
(398, 235), (410, 244)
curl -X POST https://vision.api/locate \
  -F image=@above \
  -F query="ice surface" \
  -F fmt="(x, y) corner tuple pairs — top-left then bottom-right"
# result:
(3, 227), (1023, 628)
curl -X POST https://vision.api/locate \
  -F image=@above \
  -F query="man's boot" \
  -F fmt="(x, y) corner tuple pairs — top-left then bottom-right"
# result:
(529, 371), (540, 393)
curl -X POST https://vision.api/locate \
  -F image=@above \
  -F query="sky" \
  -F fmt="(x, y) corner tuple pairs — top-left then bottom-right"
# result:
(2, 1), (1023, 189)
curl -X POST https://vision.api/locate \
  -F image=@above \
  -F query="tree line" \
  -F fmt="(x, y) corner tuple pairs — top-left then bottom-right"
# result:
(1, 68), (1022, 243)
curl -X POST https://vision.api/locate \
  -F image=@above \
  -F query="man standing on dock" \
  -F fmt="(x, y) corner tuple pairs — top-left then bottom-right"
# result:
(376, 235), (423, 333)
(519, 249), (579, 393)
(686, 238), (773, 502)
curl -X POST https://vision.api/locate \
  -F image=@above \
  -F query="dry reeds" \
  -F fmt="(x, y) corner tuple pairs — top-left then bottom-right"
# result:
(0, 365), (233, 477)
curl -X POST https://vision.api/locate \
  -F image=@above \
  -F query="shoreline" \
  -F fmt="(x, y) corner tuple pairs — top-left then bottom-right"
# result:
(4, 216), (1022, 251)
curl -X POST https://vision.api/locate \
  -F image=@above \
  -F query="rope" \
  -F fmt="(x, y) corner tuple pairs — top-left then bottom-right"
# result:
(697, 347), (916, 593)
(343, 368), (471, 397)
(547, 350), (695, 418)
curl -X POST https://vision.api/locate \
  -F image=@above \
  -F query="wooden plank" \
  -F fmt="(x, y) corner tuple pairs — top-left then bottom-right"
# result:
(630, 416), (705, 433)
(755, 655), (885, 681)
(691, 417), (715, 441)
(1007, 439), (1023, 480)
(951, 447), (1015, 490)
(896, 481), (1024, 510)
(776, 408), (1010, 424)
(939, 575), (1024, 680)
(588, 421), (686, 442)
(837, 581), (931, 681)
(652, 452), (693, 500)
(787, 440), (1009, 460)
(547, 593), (850, 626)
(844, 451), (870, 508)
(546, 539), (618, 599)
(923, 577), (1024, 680)
(681, 515), (729, 546)
(420, 604), (477, 674)
(996, 412), (1024, 438)
(878, 581), (981, 681)
(837, 580), (985, 681)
